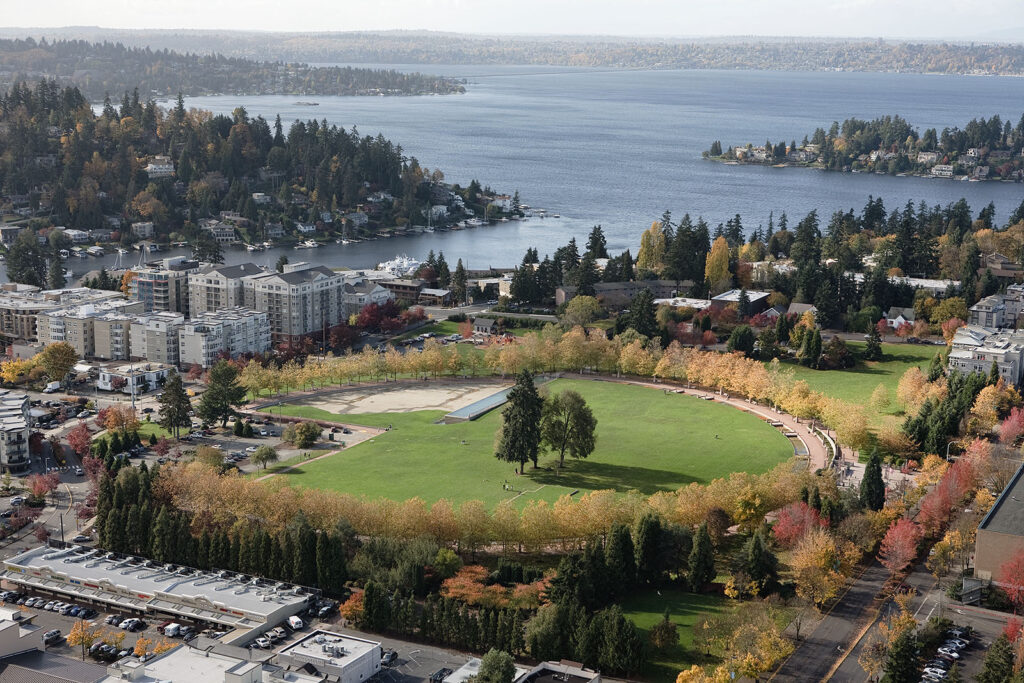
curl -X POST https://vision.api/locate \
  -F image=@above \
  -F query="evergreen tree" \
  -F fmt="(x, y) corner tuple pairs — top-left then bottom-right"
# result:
(628, 288), (657, 338)
(883, 629), (918, 683)
(451, 258), (468, 305)
(196, 360), (247, 427)
(494, 370), (544, 473)
(744, 530), (779, 596)
(633, 513), (663, 585)
(47, 256), (66, 290)
(928, 352), (945, 382)
(989, 359), (1001, 386)
(6, 229), (47, 287)
(687, 523), (715, 591)
(585, 225), (609, 259)
(605, 524), (637, 592)
(860, 449), (885, 511)
(978, 633), (1015, 683)
(158, 370), (192, 439)
(864, 324), (883, 361)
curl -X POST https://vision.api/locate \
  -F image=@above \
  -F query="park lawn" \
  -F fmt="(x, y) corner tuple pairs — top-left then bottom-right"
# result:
(621, 589), (731, 682)
(270, 378), (794, 507)
(776, 341), (942, 425)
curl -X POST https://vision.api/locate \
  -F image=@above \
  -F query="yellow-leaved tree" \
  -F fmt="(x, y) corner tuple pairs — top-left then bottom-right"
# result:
(637, 221), (666, 275)
(704, 236), (731, 295)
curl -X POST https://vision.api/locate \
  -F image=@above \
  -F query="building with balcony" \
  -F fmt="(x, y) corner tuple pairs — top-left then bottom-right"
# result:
(130, 257), (200, 316)
(35, 299), (145, 359)
(188, 263), (265, 315)
(243, 263), (346, 344)
(130, 312), (185, 366)
(178, 307), (270, 369)
(0, 390), (30, 473)
(948, 325), (1024, 385)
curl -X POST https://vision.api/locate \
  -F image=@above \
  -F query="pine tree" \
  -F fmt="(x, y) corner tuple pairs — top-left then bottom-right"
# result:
(978, 633), (1014, 683)
(451, 258), (468, 305)
(928, 352), (945, 382)
(744, 530), (779, 596)
(196, 360), (247, 427)
(883, 629), (918, 683)
(687, 523), (715, 591)
(628, 288), (657, 338)
(606, 524), (636, 592)
(864, 324), (883, 361)
(860, 449), (885, 511)
(633, 513), (663, 585)
(989, 359), (1001, 386)
(494, 370), (544, 473)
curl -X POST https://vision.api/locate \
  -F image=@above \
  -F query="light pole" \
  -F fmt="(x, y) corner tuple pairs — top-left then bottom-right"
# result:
(945, 441), (957, 461)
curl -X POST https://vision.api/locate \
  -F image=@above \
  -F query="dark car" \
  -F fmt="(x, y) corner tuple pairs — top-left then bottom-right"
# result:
(381, 649), (398, 666)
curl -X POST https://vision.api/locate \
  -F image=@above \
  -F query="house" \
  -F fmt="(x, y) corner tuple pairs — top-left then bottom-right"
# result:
(145, 155), (175, 179)
(0, 226), (23, 246)
(60, 228), (90, 244)
(885, 306), (916, 329)
(973, 166), (990, 180)
(473, 317), (498, 335)
(202, 222), (237, 244)
(979, 252), (1024, 282)
(931, 164), (954, 178)
(380, 279), (424, 303)
(131, 221), (154, 239)
(251, 192), (272, 205)
(296, 223), (316, 235)
(916, 151), (939, 164)
(787, 302), (817, 318)
(429, 205), (449, 220)
(419, 287), (452, 306)
(342, 279), (394, 316)
(344, 211), (369, 227)
(265, 223), (285, 239)
(761, 304), (788, 321)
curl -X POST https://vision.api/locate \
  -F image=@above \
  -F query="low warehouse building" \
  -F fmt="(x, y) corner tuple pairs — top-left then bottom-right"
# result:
(1, 544), (316, 645)
(277, 630), (381, 682)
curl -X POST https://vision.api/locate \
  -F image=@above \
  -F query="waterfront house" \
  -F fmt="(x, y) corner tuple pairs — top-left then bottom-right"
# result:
(931, 164), (954, 178)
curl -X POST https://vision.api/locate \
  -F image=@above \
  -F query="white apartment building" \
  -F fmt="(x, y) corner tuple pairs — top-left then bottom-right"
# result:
(341, 278), (394, 316)
(131, 221), (155, 239)
(97, 363), (173, 394)
(130, 312), (185, 366)
(0, 390), (29, 474)
(243, 263), (346, 344)
(948, 325), (1024, 385)
(178, 307), (270, 368)
(188, 262), (265, 315)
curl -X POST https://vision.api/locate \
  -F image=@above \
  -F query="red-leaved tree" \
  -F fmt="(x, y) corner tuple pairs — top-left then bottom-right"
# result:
(941, 317), (965, 342)
(876, 318), (890, 337)
(154, 437), (172, 458)
(26, 472), (60, 502)
(999, 549), (1024, 614)
(878, 518), (923, 577)
(772, 502), (825, 549)
(1001, 407), (1024, 445)
(895, 322), (913, 338)
(66, 422), (91, 457)
(1004, 616), (1023, 642)
(186, 363), (203, 381)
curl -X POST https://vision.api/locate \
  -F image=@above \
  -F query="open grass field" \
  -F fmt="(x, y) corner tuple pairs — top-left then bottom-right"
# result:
(269, 378), (795, 506)
(777, 341), (941, 425)
(620, 589), (730, 682)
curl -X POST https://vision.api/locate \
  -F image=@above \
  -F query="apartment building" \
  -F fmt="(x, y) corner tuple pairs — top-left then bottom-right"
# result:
(0, 390), (29, 474)
(0, 285), (128, 342)
(92, 314), (134, 361)
(187, 263), (265, 315)
(243, 263), (346, 344)
(35, 299), (146, 358)
(130, 312), (186, 366)
(178, 307), (270, 368)
(948, 325), (1024, 385)
(341, 278), (394, 316)
(130, 257), (199, 316)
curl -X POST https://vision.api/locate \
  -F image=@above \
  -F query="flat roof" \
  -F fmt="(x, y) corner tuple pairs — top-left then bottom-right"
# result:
(979, 461), (1024, 536)
(101, 646), (262, 683)
(279, 630), (379, 669)
(3, 545), (311, 624)
(711, 289), (770, 303)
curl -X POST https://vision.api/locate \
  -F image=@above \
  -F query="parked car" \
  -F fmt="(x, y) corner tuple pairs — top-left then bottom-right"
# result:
(42, 629), (62, 645)
(42, 601), (56, 611)
(936, 647), (960, 659)
(245, 446), (257, 453)
(72, 534), (91, 543)
(255, 637), (271, 649)
(259, 429), (269, 436)
(179, 625), (195, 640)
(945, 638), (969, 649)
(381, 649), (398, 666)
(105, 614), (121, 625)
(9, 496), (23, 506)
(74, 467), (84, 476)
(922, 667), (947, 678)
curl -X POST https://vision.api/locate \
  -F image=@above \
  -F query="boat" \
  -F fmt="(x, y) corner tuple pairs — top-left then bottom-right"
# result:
(63, 269), (73, 280)
(294, 101), (320, 106)
(86, 246), (105, 256)
(377, 254), (421, 277)
(116, 248), (128, 254)
(552, 214), (561, 218)
(246, 244), (264, 252)
(294, 240), (320, 249)
(58, 249), (69, 259)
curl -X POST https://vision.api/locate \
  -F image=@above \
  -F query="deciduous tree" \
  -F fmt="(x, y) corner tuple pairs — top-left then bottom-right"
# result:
(38, 341), (78, 385)
(878, 518), (922, 577)
(540, 390), (597, 468)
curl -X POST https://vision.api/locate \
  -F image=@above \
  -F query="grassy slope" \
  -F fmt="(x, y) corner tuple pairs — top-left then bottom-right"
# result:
(777, 341), (941, 425)
(620, 589), (731, 682)
(270, 378), (794, 506)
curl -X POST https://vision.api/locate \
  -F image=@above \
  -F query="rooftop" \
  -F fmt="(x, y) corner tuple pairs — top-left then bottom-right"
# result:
(194, 263), (265, 279)
(979, 461), (1024, 537)
(0, 650), (106, 683)
(0, 390), (28, 432)
(250, 266), (340, 286)
(653, 297), (712, 310)
(711, 289), (770, 303)
(100, 646), (277, 683)
(278, 630), (379, 670)
(3, 545), (313, 625)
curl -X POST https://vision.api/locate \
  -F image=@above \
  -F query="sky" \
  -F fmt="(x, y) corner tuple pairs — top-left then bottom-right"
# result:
(9, 0), (1024, 39)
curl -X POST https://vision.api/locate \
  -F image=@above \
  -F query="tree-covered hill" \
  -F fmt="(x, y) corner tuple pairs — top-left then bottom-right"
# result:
(0, 38), (465, 101)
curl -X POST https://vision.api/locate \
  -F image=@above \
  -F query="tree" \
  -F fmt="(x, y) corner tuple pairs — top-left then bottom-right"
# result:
(744, 530), (779, 596)
(562, 296), (602, 328)
(103, 404), (139, 434)
(495, 370), (544, 474)
(998, 549), (1024, 613)
(883, 629), (919, 683)
(878, 518), (922, 577)
(196, 360), (247, 427)
(477, 648), (516, 683)
(6, 229), (47, 287)
(637, 221), (666, 274)
(451, 258), (468, 304)
(860, 449), (886, 511)
(870, 384), (891, 413)
(586, 225), (609, 259)
(38, 342), (79, 386)
(157, 370), (192, 439)
(47, 256), (66, 290)
(281, 422), (322, 449)
(192, 231), (224, 263)
(688, 523), (715, 591)
(250, 445), (278, 470)
(606, 524), (637, 590)
(66, 422), (92, 458)
(864, 324), (883, 361)
(276, 255), (289, 273)
(726, 325), (756, 357)
(67, 618), (103, 660)
(977, 633), (1014, 683)
(628, 288), (657, 339)
(540, 390), (597, 468)
(649, 610), (679, 652)
(704, 236), (731, 294)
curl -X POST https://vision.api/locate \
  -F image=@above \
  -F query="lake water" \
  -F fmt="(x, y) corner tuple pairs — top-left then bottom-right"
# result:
(75, 67), (1024, 276)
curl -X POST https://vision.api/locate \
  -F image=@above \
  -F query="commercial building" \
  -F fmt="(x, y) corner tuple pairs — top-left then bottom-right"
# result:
(0, 608), (106, 682)
(379, 278), (424, 303)
(130, 257), (200, 315)
(947, 325), (1024, 385)
(0, 390), (29, 474)
(1, 544), (317, 644)
(277, 630), (381, 683)
(179, 307), (271, 369)
(188, 263), (265, 315)
(975, 462), (1024, 582)
(709, 289), (771, 315)
(515, 661), (602, 683)
(101, 644), (322, 683)
(96, 363), (174, 394)
(653, 297), (713, 311)
(130, 312), (186, 366)
(243, 263), (346, 344)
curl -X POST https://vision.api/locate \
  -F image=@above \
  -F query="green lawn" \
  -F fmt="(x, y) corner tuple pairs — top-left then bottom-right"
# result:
(776, 341), (942, 424)
(269, 379), (795, 506)
(621, 589), (731, 682)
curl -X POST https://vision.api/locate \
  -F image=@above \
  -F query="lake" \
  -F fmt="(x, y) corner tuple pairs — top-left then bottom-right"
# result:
(89, 67), (1024, 274)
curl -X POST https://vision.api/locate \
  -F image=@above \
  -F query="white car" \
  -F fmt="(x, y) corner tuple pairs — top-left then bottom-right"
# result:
(259, 429), (269, 436)
(255, 637), (271, 649)
(936, 647), (960, 659)
(245, 446), (258, 453)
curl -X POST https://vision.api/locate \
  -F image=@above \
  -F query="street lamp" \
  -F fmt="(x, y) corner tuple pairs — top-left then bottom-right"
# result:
(945, 441), (958, 461)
